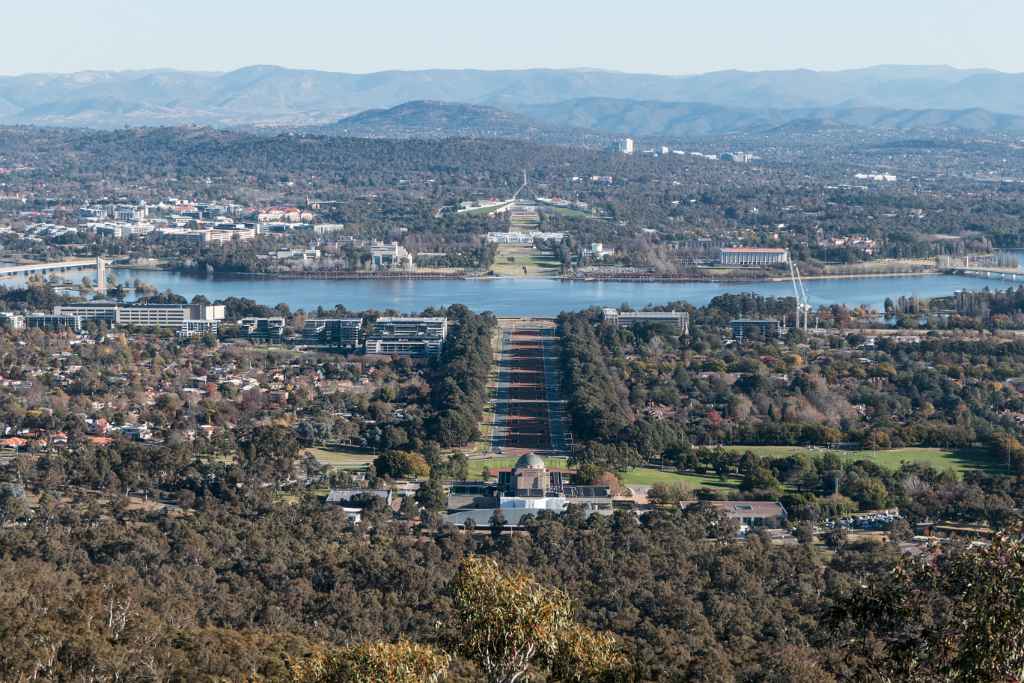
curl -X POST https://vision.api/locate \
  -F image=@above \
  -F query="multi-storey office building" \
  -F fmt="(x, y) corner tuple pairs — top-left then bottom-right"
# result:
(730, 319), (785, 342)
(52, 303), (225, 335)
(364, 317), (448, 356)
(301, 318), (363, 349)
(26, 314), (84, 332)
(239, 317), (287, 340)
(602, 308), (689, 335)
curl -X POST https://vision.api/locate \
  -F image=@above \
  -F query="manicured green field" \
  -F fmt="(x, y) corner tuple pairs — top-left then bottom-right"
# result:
(460, 202), (511, 216)
(491, 246), (561, 276)
(618, 468), (740, 490)
(303, 447), (376, 469)
(539, 205), (594, 220)
(718, 445), (1003, 475)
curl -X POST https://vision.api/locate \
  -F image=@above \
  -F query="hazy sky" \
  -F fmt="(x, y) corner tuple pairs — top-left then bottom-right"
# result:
(2, 0), (1020, 76)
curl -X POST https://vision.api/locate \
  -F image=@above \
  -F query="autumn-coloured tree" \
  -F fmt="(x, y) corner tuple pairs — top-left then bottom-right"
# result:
(447, 555), (630, 683)
(647, 481), (691, 505)
(290, 640), (450, 683)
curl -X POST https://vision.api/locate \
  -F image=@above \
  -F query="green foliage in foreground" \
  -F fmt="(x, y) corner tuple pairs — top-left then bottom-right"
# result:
(447, 556), (628, 683)
(291, 555), (628, 683)
(831, 526), (1024, 682)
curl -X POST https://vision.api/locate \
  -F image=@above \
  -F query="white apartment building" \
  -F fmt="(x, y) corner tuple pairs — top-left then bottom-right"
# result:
(602, 308), (689, 335)
(157, 226), (257, 243)
(365, 317), (448, 356)
(94, 222), (156, 239)
(53, 302), (225, 335)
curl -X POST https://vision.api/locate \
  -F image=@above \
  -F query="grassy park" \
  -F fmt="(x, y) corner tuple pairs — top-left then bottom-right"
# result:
(491, 245), (561, 277)
(717, 445), (1003, 475)
(459, 202), (511, 217)
(466, 445), (1003, 491)
(618, 468), (740, 490)
(303, 446), (376, 469)
(305, 442), (1004, 486)
(538, 205), (594, 220)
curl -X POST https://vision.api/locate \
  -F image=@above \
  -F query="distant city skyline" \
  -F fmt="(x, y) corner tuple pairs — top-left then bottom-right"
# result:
(1, 0), (1022, 76)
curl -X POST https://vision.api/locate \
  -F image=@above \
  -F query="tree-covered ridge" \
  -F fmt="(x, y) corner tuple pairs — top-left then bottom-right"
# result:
(4, 488), (1024, 681)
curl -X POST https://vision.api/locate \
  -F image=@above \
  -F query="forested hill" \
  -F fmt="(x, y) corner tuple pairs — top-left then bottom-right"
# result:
(517, 98), (1024, 137)
(320, 100), (601, 143)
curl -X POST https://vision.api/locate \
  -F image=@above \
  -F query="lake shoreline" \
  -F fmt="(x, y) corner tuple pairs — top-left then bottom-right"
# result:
(102, 268), (993, 317)
(118, 266), (948, 285)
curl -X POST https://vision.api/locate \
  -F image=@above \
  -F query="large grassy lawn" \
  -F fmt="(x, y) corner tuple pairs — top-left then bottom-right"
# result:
(538, 205), (594, 220)
(718, 445), (1004, 475)
(619, 468), (740, 490)
(491, 245), (561, 277)
(303, 447), (376, 469)
(459, 202), (511, 216)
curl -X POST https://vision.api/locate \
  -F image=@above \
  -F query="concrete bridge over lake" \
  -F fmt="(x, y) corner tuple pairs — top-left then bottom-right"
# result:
(0, 257), (111, 292)
(944, 267), (1024, 282)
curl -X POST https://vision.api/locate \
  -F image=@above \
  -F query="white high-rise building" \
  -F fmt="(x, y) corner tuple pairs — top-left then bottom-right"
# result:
(365, 317), (448, 356)
(618, 138), (635, 155)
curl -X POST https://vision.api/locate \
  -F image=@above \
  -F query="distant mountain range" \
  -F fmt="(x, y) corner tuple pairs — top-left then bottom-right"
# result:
(3, 65), (1024, 136)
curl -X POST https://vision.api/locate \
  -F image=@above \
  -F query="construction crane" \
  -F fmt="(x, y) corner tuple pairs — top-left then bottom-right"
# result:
(788, 254), (810, 331)
(795, 263), (810, 331)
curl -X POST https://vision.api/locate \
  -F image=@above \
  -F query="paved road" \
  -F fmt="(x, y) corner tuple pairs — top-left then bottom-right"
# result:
(487, 319), (567, 455)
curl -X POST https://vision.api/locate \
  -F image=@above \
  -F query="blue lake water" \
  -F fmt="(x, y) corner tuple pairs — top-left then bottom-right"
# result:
(109, 270), (1002, 316)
